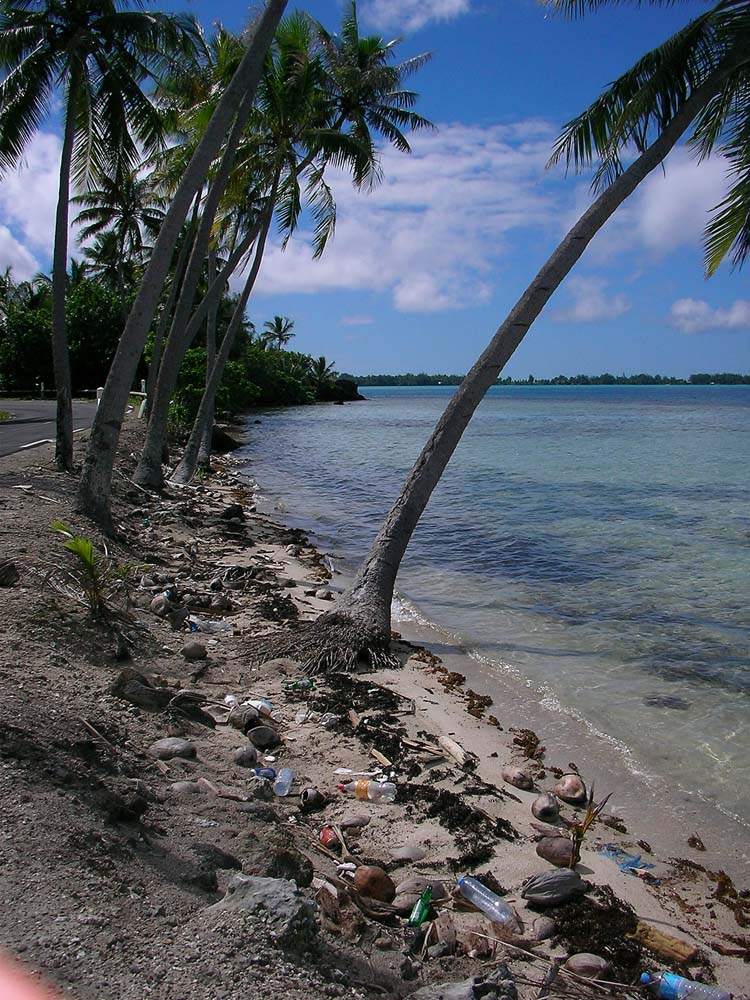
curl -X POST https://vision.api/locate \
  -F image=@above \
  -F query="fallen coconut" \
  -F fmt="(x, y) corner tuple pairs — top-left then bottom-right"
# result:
(536, 836), (575, 868)
(354, 866), (396, 903)
(233, 745), (259, 767)
(531, 792), (560, 822)
(228, 705), (260, 732)
(502, 765), (533, 790)
(395, 878), (447, 901)
(563, 953), (610, 980)
(529, 915), (557, 942)
(246, 725), (280, 751)
(554, 772), (587, 805)
(182, 640), (207, 661)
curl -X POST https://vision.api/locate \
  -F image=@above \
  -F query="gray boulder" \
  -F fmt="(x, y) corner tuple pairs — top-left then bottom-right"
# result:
(210, 875), (317, 950)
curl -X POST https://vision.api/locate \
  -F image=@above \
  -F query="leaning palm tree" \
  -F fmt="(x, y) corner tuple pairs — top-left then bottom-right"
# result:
(310, 355), (337, 397)
(0, 0), (202, 471)
(262, 315), (295, 349)
(75, 0), (288, 531)
(247, 0), (750, 670)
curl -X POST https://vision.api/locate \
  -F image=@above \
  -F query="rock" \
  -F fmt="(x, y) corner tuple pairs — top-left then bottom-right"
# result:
(211, 595), (232, 611)
(110, 668), (172, 711)
(210, 875), (318, 950)
(182, 640), (207, 661)
(393, 892), (420, 916)
(168, 607), (190, 630)
(220, 504), (245, 521)
(150, 593), (172, 617)
(233, 745), (259, 767)
(536, 837), (574, 868)
(247, 776), (273, 800)
(562, 954), (610, 980)
(169, 781), (200, 797)
(391, 845), (427, 863)
(246, 725), (280, 751)
(315, 589), (334, 601)
(521, 869), (586, 907)
(191, 842), (242, 871)
(410, 965), (517, 1000)
(148, 737), (196, 761)
(228, 705), (260, 732)
(340, 813), (371, 830)
(502, 765), (533, 791)
(554, 772), (587, 805)
(211, 425), (240, 453)
(531, 793), (560, 822)
(354, 865), (396, 903)
(395, 878), (448, 901)
(0, 560), (20, 586)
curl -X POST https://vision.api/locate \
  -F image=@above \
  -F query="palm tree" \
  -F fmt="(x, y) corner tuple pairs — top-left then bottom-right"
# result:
(263, 315), (295, 349)
(168, 7), (434, 486)
(247, 0), (750, 670)
(74, 169), (165, 316)
(309, 355), (337, 397)
(75, 0), (288, 531)
(0, 0), (202, 471)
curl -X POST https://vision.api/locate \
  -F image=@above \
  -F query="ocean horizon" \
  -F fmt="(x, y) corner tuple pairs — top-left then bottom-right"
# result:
(239, 383), (750, 844)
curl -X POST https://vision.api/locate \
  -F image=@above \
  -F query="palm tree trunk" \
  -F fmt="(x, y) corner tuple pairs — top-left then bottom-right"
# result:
(171, 183), (278, 485)
(134, 222), (258, 488)
(75, 0), (287, 531)
(146, 191), (201, 418)
(257, 53), (742, 669)
(197, 248), (218, 472)
(51, 67), (80, 472)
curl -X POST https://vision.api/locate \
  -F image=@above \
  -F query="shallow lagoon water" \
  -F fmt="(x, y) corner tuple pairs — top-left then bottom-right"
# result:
(239, 385), (750, 843)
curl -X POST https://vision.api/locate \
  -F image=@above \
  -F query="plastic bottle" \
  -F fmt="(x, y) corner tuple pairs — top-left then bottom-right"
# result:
(408, 886), (432, 927)
(457, 876), (521, 933)
(337, 780), (397, 803)
(273, 767), (293, 796)
(641, 973), (731, 1000)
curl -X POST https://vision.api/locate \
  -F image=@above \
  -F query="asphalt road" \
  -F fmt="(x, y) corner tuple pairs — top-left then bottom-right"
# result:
(0, 400), (99, 458)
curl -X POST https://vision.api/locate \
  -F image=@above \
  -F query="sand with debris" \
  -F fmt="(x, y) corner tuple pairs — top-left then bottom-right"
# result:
(0, 419), (748, 1000)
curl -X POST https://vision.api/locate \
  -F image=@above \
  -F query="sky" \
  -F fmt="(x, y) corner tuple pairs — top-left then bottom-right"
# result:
(2, 0), (749, 378)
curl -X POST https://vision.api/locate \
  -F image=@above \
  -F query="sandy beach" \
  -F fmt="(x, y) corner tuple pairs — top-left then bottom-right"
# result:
(1, 420), (748, 1000)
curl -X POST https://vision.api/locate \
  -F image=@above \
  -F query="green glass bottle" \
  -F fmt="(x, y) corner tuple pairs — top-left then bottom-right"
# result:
(408, 886), (432, 927)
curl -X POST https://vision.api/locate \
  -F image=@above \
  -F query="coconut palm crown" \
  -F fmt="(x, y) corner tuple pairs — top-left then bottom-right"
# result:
(547, 0), (750, 274)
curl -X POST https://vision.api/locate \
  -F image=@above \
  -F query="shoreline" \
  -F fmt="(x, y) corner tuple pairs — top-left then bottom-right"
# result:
(1, 425), (749, 999)
(244, 454), (750, 888)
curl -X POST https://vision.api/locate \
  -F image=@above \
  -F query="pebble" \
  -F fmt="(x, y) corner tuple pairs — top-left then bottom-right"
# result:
(315, 589), (334, 601)
(148, 737), (196, 761)
(169, 781), (200, 796)
(340, 813), (371, 830)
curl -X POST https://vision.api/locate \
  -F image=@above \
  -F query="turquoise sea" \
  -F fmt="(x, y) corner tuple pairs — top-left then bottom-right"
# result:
(239, 385), (750, 850)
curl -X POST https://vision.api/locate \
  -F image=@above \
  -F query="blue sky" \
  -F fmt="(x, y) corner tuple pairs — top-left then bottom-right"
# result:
(2, 0), (749, 378)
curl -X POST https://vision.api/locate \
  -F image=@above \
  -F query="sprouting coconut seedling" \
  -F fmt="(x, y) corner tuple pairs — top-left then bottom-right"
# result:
(47, 521), (138, 617)
(569, 784), (612, 867)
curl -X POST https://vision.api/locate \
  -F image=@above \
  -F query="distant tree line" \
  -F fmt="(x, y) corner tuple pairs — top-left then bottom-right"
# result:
(346, 372), (750, 386)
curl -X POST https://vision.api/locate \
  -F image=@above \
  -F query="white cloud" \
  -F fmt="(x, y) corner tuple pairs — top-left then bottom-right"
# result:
(340, 314), (374, 326)
(553, 274), (630, 323)
(0, 226), (40, 281)
(0, 131), (63, 257)
(667, 298), (750, 335)
(362, 0), (472, 32)
(571, 146), (730, 264)
(254, 120), (559, 313)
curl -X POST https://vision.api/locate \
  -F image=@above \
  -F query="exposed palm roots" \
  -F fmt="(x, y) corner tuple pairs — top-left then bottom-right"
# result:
(244, 613), (401, 673)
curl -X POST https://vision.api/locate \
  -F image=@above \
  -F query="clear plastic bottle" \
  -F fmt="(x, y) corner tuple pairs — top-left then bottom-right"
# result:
(337, 780), (397, 803)
(457, 876), (521, 934)
(273, 767), (293, 796)
(641, 973), (731, 1000)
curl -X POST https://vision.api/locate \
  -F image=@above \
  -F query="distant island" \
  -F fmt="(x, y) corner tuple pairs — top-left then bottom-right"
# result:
(341, 372), (750, 386)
